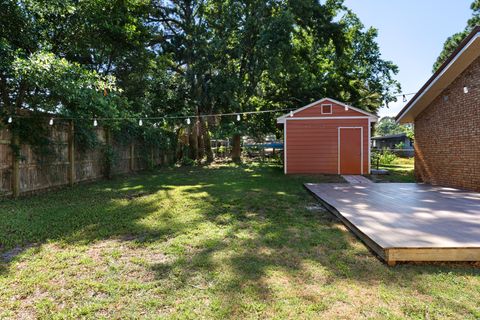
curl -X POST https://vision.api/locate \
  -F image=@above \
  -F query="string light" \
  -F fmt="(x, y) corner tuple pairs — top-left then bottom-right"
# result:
(2, 108), (299, 125)
(7, 88), (472, 126)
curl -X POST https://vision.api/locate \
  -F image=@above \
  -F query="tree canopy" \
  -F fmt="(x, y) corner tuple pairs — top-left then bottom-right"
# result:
(1, 0), (401, 161)
(374, 116), (413, 140)
(433, 0), (480, 72)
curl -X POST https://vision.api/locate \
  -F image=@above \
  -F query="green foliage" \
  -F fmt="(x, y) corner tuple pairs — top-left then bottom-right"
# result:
(433, 0), (480, 71)
(151, 0), (400, 139)
(74, 123), (99, 153)
(376, 148), (397, 165)
(12, 117), (54, 158)
(180, 145), (195, 166)
(403, 125), (414, 140)
(1, 0), (401, 161)
(374, 117), (414, 139)
(101, 144), (117, 179)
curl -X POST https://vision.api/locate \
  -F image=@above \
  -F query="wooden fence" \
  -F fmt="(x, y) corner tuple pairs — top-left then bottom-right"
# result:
(0, 123), (174, 198)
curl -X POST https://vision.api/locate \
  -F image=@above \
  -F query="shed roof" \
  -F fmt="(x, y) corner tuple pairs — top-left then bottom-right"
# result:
(276, 97), (378, 124)
(396, 26), (480, 123)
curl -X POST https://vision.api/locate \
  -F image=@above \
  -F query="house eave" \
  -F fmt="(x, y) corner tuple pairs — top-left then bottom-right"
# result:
(396, 27), (480, 124)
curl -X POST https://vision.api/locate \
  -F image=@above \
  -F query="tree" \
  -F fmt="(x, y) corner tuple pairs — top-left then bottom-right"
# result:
(0, 0), (153, 119)
(198, 0), (400, 162)
(374, 116), (413, 138)
(433, 0), (480, 71)
(1, 0), (401, 164)
(0, 0), (159, 156)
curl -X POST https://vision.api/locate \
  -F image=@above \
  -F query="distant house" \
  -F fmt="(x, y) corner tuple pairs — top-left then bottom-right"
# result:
(371, 133), (413, 150)
(396, 26), (480, 192)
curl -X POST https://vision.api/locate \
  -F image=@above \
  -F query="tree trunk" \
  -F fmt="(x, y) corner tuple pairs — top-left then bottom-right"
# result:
(188, 122), (198, 160)
(175, 128), (184, 161)
(197, 117), (205, 161)
(201, 119), (214, 163)
(231, 133), (241, 163)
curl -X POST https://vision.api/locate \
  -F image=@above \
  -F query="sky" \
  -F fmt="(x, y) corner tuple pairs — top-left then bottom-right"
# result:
(343, 0), (472, 118)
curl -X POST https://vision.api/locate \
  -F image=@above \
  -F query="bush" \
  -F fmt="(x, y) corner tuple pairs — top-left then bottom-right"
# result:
(378, 148), (397, 165)
(371, 148), (398, 168)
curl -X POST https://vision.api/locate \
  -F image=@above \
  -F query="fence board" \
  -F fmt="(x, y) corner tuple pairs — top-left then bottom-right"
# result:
(0, 125), (174, 197)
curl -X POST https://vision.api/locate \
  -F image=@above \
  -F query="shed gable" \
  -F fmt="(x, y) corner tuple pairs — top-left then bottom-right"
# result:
(276, 97), (377, 124)
(293, 99), (368, 117)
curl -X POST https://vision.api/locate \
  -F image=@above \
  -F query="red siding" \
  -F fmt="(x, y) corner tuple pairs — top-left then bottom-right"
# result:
(285, 118), (369, 174)
(293, 99), (367, 118)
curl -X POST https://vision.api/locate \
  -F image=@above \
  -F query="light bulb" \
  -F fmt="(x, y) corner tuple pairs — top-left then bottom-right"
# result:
(49, 118), (54, 126)
(289, 111), (293, 117)
(345, 106), (349, 111)
(237, 114), (241, 121)
(186, 118), (191, 125)
(93, 119), (98, 127)
(138, 119), (143, 126)
(464, 86), (469, 93)
(7, 116), (12, 124)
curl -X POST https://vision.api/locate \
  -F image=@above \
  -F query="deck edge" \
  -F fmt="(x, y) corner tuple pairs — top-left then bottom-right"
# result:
(304, 183), (480, 265)
(304, 183), (387, 262)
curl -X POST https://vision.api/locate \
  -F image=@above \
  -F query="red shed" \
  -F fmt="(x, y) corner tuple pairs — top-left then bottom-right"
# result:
(277, 98), (378, 175)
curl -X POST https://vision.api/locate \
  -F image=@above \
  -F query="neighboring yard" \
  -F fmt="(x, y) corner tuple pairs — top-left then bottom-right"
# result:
(1, 163), (479, 319)
(368, 157), (415, 183)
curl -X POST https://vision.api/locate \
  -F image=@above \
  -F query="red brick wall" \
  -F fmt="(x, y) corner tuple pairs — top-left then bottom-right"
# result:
(414, 56), (480, 192)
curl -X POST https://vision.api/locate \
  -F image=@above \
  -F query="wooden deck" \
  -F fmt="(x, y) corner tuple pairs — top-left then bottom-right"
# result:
(304, 183), (480, 265)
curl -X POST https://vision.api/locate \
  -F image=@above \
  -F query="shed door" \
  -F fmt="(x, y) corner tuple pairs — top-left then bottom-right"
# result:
(339, 127), (362, 175)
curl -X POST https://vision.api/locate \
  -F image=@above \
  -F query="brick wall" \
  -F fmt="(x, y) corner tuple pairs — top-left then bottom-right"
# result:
(414, 55), (480, 192)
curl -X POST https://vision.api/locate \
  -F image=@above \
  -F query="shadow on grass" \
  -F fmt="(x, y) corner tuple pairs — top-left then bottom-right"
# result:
(0, 162), (478, 316)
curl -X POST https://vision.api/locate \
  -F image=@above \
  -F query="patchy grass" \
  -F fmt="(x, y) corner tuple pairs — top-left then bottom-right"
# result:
(368, 157), (415, 183)
(1, 162), (479, 319)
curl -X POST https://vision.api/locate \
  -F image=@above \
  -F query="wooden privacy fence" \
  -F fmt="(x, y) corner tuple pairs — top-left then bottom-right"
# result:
(0, 122), (174, 198)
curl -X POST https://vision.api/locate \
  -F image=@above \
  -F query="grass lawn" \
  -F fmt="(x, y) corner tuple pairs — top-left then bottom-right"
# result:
(368, 157), (415, 183)
(1, 162), (479, 319)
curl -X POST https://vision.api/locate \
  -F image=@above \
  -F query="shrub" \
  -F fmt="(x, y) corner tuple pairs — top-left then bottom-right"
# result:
(378, 148), (397, 165)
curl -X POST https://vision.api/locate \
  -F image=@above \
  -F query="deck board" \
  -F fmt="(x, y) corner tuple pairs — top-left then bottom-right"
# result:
(305, 183), (480, 264)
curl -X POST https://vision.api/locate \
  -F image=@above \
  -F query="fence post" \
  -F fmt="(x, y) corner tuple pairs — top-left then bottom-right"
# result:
(68, 120), (75, 186)
(129, 143), (135, 171)
(11, 133), (20, 198)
